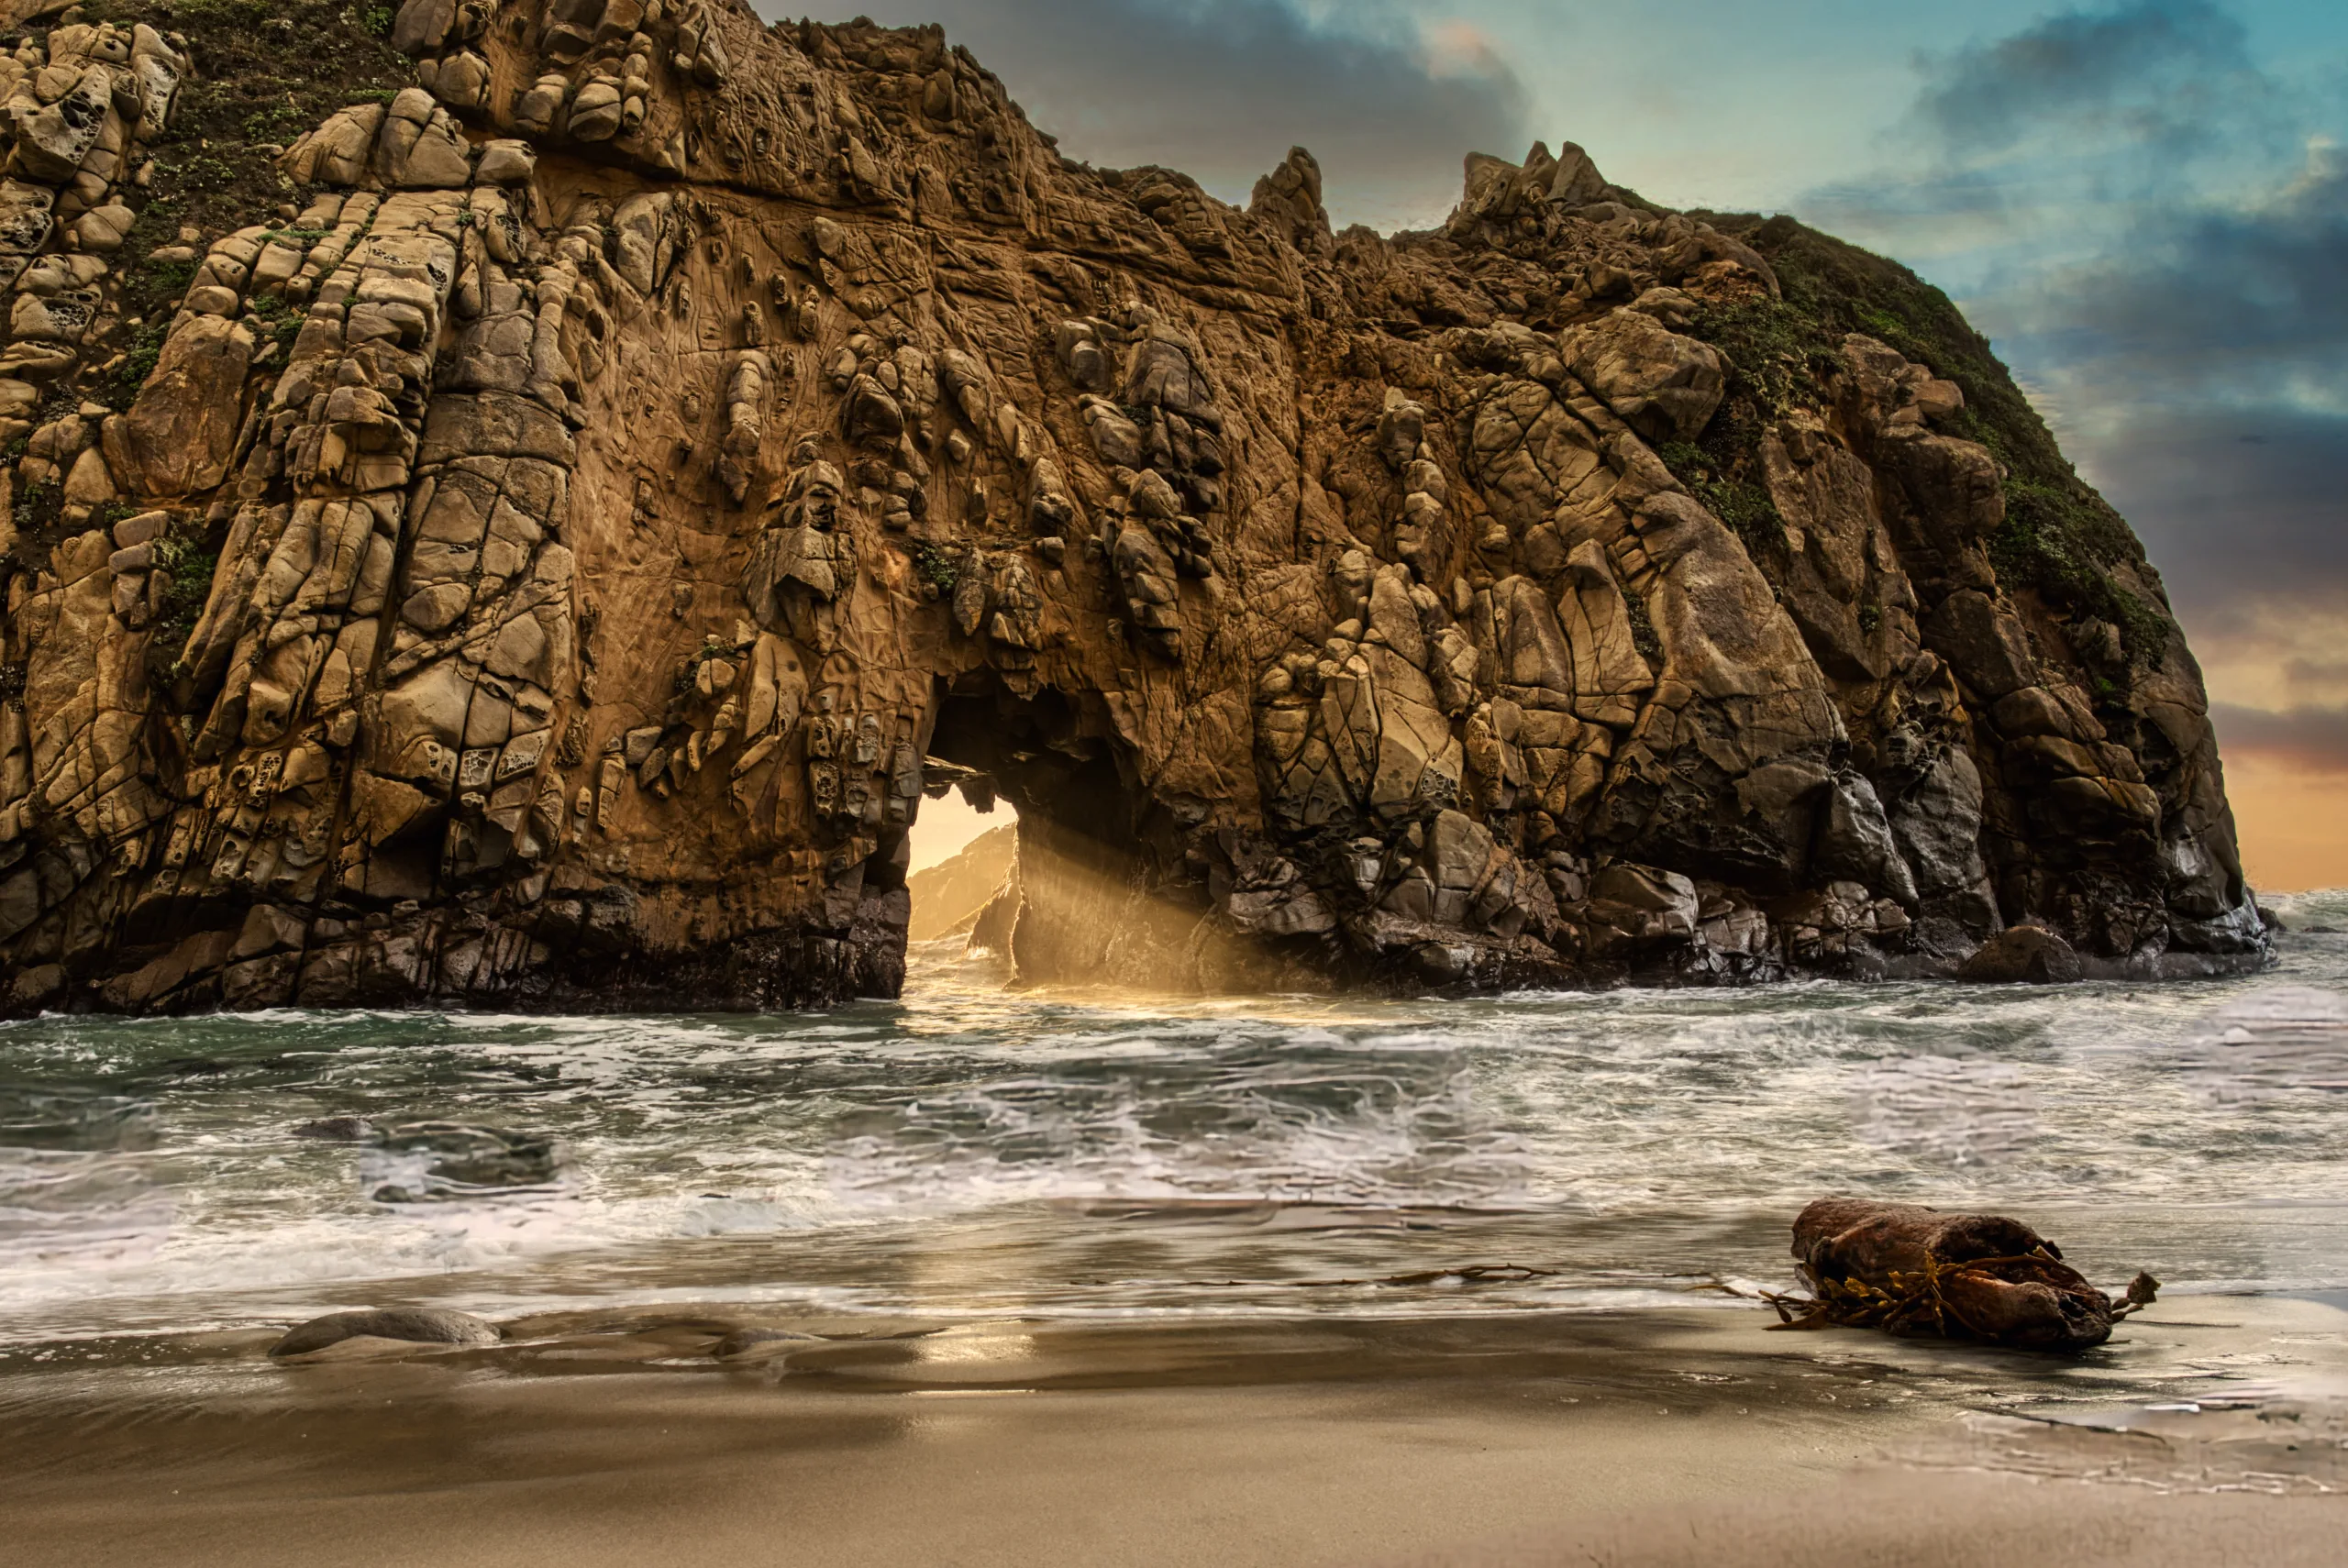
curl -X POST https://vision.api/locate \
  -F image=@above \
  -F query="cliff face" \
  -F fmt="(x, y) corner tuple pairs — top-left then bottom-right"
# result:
(905, 819), (1011, 943)
(0, 0), (2267, 1014)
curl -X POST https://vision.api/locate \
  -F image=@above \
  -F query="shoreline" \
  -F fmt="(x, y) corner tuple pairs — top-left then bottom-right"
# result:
(5, 1299), (2342, 1566)
(5, 933), (2288, 1023)
(10, 1192), (2344, 1356)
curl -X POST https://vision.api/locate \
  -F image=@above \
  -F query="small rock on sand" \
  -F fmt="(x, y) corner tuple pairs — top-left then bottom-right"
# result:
(270, 1308), (501, 1358)
(714, 1327), (821, 1360)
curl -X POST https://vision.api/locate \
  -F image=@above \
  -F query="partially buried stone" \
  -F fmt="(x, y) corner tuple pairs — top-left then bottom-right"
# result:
(291, 1115), (375, 1141)
(270, 1308), (500, 1357)
(364, 1121), (561, 1200)
(714, 1327), (821, 1359)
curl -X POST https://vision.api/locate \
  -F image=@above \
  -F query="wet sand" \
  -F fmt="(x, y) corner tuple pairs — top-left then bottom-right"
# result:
(5, 1300), (2343, 1566)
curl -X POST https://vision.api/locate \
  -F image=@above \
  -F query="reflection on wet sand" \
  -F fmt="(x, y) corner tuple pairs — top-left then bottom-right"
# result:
(4, 1299), (2343, 1566)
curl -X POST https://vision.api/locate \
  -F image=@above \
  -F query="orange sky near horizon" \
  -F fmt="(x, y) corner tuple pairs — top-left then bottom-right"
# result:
(2222, 755), (2348, 894)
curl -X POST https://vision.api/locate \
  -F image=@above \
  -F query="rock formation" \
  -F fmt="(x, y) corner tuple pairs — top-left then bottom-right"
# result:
(0, 0), (2269, 1014)
(904, 816), (1012, 943)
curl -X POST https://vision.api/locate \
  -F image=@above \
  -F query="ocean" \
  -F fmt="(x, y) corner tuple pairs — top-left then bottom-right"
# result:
(4, 893), (2345, 1352)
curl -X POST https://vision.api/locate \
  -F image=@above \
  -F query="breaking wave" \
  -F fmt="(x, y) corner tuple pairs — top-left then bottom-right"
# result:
(1, 914), (2344, 1341)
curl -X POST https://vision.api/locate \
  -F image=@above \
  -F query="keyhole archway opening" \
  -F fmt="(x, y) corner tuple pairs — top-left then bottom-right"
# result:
(907, 676), (1195, 985)
(903, 785), (1019, 945)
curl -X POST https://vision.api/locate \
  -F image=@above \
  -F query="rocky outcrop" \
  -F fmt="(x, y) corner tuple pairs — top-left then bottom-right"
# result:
(0, 0), (2265, 1014)
(905, 817), (1013, 942)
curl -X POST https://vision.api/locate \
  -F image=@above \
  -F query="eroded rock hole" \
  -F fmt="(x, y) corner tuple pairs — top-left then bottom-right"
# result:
(916, 682), (1189, 986)
(903, 779), (1017, 947)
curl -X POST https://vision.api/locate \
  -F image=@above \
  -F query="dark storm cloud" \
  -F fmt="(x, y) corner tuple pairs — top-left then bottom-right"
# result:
(1876, 1), (2348, 410)
(2081, 408), (2348, 618)
(2084, 398), (2348, 772)
(821, 0), (1532, 224)
(2047, 167), (2348, 770)
(1810, 0), (2301, 246)
(2211, 703), (2348, 772)
(2006, 161), (2348, 409)
(1907, 0), (2261, 160)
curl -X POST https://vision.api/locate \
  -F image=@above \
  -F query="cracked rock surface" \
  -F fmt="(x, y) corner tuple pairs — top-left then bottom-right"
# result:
(0, 0), (2267, 1013)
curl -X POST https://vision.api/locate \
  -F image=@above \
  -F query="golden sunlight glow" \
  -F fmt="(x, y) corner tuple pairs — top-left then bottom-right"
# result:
(907, 790), (1014, 874)
(2225, 754), (2348, 893)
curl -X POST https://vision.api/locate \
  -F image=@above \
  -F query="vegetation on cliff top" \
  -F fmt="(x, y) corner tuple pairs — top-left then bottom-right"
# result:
(8, 0), (414, 404)
(1685, 212), (2166, 665)
(0, 0), (414, 625)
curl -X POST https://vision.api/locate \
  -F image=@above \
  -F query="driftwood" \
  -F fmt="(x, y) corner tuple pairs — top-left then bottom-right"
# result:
(1766, 1198), (2158, 1353)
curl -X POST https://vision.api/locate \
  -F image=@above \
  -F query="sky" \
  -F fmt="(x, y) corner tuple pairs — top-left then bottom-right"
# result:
(805, 1), (2348, 890)
(907, 785), (1007, 872)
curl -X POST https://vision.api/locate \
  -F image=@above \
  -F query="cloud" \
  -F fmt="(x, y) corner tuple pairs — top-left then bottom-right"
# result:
(2081, 407), (2348, 618)
(1996, 153), (2348, 418)
(1884, 3), (2348, 404)
(1812, 3), (2312, 281)
(825, 0), (1532, 229)
(1905, 0), (2263, 163)
(2211, 703), (2348, 774)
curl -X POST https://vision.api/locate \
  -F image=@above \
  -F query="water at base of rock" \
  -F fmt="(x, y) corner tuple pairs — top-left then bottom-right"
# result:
(1, 901), (2344, 1354)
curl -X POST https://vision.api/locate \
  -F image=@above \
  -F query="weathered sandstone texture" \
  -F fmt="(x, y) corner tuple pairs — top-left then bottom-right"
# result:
(0, 0), (2268, 1013)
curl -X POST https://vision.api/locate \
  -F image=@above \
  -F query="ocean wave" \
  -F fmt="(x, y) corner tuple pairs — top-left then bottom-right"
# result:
(1, 944), (2343, 1336)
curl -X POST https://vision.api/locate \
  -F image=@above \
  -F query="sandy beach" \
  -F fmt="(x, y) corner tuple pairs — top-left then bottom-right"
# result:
(5, 1297), (2342, 1567)
(8, 951), (2346, 1566)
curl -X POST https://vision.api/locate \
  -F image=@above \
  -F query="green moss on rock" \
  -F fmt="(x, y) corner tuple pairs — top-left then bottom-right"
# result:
(74, 0), (415, 277)
(1687, 213), (2170, 665)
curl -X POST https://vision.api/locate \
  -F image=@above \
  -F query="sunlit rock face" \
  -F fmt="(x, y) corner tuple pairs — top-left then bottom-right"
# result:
(0, 2), (2267, 1012)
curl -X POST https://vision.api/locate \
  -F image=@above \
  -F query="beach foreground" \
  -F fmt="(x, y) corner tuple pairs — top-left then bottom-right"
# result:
(5, 1299), (2342, 1566)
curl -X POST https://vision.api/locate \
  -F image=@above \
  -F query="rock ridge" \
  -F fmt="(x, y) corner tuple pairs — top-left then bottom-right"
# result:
(0, 0), (2268, 1013)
